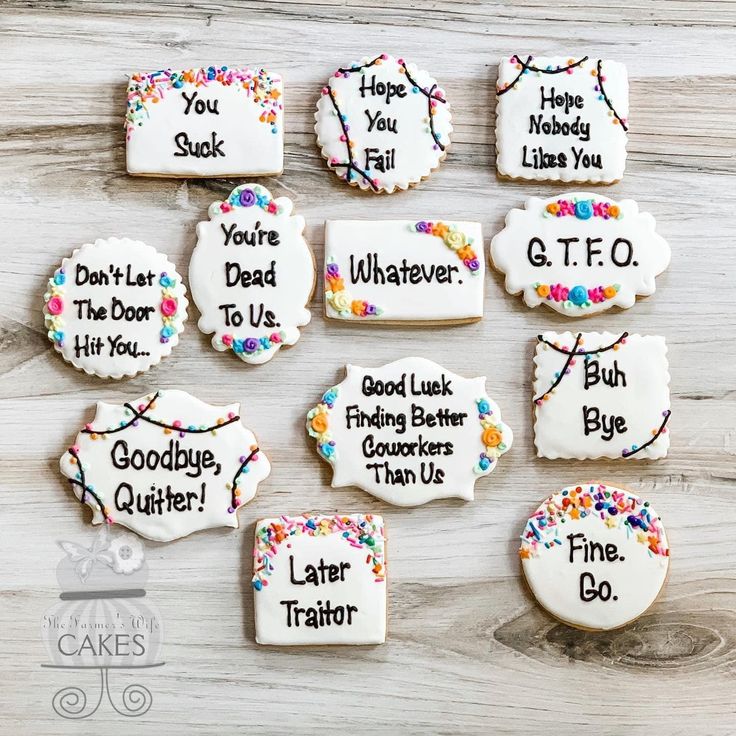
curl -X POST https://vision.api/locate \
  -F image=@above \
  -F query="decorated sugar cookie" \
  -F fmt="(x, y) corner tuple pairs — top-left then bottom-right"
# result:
(520, 484), (669, 630)
(325, 220), (484, 323)
(490, 194), (670, 316)
(253, 513), (386, 645)
(59, 390), (271, 542)
(307, 358), (513, 506)
(315, 54), (452, 193)
(43, 237), (187, 379)
(189, 183), (314, 365)
(126, 66), (283, 177)
(533, 332), (671, 459)
(496, 55), (629, 183)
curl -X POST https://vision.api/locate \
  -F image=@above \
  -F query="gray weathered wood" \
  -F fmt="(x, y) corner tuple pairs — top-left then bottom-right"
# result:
(1, 1), (735, 733)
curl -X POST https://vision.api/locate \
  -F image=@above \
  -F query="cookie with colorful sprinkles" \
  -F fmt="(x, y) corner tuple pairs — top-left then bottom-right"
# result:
(126, 66), (283, 178)
(315, 54), (453, 193)
(253, 513), (387, 645)
(519, 483), (669, 630)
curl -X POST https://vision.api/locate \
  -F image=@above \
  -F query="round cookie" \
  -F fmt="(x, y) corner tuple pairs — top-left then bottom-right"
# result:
(43, 237), (188, 379)
(519, 483), (669, 630)
(315, 54), (452, 193)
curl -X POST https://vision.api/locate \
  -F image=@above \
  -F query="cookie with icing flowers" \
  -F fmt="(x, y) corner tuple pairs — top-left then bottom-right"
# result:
(496, 55), (629, 183)
(520, 484), (669, 630)
(533, 332), (671, 460)
(189, 184), (314, 365)
(59, 390), (271, 543)
(307, 357), (513, 506)
(126, 66), (283, 177)
(253, 513), (386, 646)
(43, 237), (188, 379)
(490, 194), (671, 316)
(325, 219), (484, 323)
(315, 54), (452, 193)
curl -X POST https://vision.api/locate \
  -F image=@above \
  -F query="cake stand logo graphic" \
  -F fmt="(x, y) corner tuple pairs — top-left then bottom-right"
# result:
(41, 527), (164, 719)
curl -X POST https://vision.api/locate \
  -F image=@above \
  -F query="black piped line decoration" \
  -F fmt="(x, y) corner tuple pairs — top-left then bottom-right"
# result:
(533, 332), (583, 404)
(67, 446), (112, 524)
(398, 63), (448, 152)
(497, 54), (589, 96)
(538, 331), (629, 356)
(81, 391), (241, 436)
(324, 85), (379, 191)
(230, 447), (260, 510)
(621, 410), (671, 458)
(596, 59), (629, 131)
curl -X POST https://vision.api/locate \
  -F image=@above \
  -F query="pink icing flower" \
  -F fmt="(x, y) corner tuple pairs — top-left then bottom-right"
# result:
(47, 296), (64, 315)
(160, 297), (178, 317)
(270, 332), (282, 344)
(220, 202), (233, 213)
(221, 334), (233, 346)
(549, 283), (569, 302)
(267, 201), (277, 214)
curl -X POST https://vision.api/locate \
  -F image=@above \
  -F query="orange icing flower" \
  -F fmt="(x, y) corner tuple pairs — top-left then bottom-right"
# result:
(546, 203), (560, 215)
(608, 205), (620, 218)
(482, 427), (502, 448)
(536, 284), (551, 297)
(327, 276), (345, 291)
(311, 414), (328, 433)
(457, 245), (474, 260)
(603, 285), (617, 298)
(351, 300), (366, 316)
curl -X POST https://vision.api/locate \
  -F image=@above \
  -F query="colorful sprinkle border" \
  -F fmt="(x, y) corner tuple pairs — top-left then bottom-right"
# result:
(252, 514), (385, 590)
(519, 484), (668, 559)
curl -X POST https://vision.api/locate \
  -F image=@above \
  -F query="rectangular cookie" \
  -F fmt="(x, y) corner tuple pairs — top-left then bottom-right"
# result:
(496, 55), (628, 184)
(126, 66), (283, 177)
(533, 332), (670, 459)
(252, 514), (386, 646)
(324, 220), (484, 323)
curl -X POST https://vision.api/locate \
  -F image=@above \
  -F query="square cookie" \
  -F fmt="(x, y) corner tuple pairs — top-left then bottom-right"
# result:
(126, 66), (283, 177)
(253, 514), (386, 646)
(533, 332), (670, 459)
(496, 55), (628, 183)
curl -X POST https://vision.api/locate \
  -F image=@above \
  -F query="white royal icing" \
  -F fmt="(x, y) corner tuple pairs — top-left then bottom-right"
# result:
(253, 513), (386, 646)
(533, 332), (671, 460)
(306, 357), (513, 506)
(126, 66), (283, 177)
(315, 54), (452, 193)
(324, 220), (484, 323)
(520, 483), (669, 630)
(189, 183), (314, 366)
(490, 193), (671, 316)
(59, 390), (271, 543)
(496, 55), (629, 183)
(43, 237), (188, 379)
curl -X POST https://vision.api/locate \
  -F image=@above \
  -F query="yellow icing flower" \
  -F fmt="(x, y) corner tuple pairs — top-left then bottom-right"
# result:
(331, 290), (352, 312)
(444, 230), (466, 251)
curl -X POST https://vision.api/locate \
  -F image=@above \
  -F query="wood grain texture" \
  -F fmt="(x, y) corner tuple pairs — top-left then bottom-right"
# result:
(1, 1), (735, 733)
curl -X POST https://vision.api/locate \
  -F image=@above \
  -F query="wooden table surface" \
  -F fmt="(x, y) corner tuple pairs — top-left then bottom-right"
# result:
(1, 1), (735, 733)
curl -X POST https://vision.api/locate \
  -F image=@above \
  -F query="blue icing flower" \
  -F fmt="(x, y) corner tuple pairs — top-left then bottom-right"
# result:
(161, 325), (175, 338)
(574, 200), (594, 220)
(322, 389), (338, 405)
(479, 457), (491, 471)
(53, 331), (64, 342)
(477, 399), (491, 414)
(159, 274), (173, 287)
(54, 272), (66, 285)
(320, 443), (335, 459)
(259, 336), (271, 349)
(232, 339), (245, 354)
(568, 285), (589, 306)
